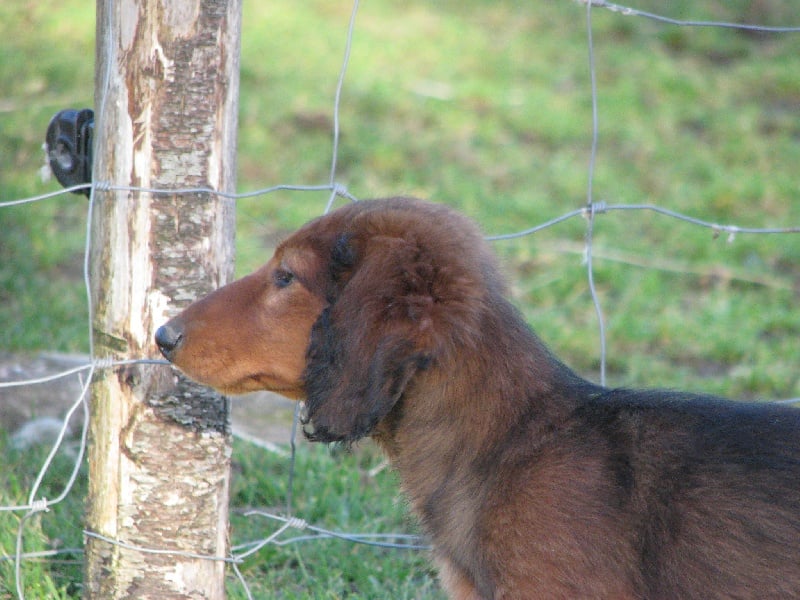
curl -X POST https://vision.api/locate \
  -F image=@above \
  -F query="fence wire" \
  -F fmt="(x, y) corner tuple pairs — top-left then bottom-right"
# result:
(1, 1), (799, 598)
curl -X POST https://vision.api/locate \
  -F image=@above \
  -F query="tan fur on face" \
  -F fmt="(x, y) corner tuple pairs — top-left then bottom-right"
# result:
(161, 246), (326, 396)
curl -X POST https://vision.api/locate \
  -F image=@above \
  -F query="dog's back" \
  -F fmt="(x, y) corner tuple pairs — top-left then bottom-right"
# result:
(482, 388), (800, 598)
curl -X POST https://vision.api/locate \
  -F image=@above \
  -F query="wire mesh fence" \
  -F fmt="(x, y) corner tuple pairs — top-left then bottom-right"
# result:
(1, 1), (799, 597)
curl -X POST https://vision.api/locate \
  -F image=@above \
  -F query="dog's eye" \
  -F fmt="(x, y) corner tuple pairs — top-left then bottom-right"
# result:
(274, 269), (295, 289)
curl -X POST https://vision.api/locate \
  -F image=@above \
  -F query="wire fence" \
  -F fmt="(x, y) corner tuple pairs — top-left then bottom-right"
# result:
(1, 1), (799, 598)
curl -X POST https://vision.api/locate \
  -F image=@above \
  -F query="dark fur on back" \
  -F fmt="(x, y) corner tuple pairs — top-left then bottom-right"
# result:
(156, 198), (800, 599)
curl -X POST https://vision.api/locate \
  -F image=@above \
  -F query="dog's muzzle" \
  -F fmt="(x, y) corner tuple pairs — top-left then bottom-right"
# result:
(154, 323), (183, 361)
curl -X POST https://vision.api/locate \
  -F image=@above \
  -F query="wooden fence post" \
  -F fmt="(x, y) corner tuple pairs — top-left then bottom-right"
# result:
(85, 0), (241, 597)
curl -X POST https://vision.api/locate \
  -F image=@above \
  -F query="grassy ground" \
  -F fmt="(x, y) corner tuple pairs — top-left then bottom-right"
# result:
(1, 0), (799, 597)
(0, 434), (84, 599)
(227, 440), (443, 599)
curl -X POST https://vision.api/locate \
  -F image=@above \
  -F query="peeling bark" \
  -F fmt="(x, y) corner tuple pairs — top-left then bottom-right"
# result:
(85, 1), (241, 598)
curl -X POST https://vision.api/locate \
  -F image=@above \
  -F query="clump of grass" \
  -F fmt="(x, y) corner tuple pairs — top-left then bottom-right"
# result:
(227, 440), (444, 599)
(0, 434), (85, 599)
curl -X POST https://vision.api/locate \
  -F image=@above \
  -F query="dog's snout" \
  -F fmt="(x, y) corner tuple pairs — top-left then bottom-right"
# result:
(155, 323), (183, 361)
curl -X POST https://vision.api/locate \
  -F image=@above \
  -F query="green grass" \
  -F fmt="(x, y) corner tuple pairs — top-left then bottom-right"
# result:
(0, 434), (443, 599)
(0, 434), (84, 599)
(228, 440), (443, 599)
(1, 0), (799, 597)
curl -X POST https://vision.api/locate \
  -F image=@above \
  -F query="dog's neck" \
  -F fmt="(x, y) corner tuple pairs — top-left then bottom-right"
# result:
(369, 294), (597, 596)
(373, 292), (595, 510)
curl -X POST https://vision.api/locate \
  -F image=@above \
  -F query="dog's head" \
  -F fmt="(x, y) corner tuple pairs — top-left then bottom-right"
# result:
(156, 198), (496, 442)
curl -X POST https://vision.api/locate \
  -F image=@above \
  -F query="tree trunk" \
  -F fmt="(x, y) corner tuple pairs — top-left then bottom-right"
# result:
(85, 0), (241, 598)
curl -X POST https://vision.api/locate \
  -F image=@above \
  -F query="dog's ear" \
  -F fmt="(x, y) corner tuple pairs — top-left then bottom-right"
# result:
(302, 233), (436, 444)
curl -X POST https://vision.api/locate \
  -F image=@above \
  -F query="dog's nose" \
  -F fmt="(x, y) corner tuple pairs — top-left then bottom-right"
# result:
(155, 323), (183, 361)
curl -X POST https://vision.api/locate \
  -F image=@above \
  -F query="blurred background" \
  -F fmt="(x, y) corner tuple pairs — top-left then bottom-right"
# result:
(0, 1), (798, 597)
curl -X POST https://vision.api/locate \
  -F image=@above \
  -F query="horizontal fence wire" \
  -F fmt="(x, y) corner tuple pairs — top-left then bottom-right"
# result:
(1, 1), (799, 598)
(582, 0), (800, 32)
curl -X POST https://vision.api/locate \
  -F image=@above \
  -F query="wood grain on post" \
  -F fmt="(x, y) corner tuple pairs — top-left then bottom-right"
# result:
(85, 1), (241, 597)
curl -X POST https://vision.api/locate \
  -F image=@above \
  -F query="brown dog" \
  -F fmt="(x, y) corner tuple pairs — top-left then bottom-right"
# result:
(156, 198), (800, 599)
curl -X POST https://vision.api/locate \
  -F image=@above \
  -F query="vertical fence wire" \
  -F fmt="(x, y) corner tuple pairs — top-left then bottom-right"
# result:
(582, 0), (608, 386)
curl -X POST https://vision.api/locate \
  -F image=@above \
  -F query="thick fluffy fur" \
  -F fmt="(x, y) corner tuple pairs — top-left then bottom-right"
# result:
(156, 198), (800, 599)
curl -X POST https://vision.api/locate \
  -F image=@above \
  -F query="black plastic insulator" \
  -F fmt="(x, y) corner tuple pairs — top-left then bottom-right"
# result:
(45, 108), (94, 197)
